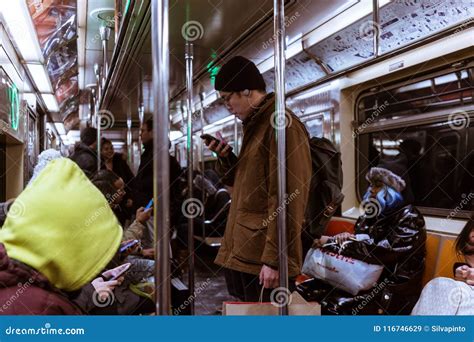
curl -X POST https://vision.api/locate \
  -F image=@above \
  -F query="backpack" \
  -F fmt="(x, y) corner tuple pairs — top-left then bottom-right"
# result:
(304, 137), (344, 239)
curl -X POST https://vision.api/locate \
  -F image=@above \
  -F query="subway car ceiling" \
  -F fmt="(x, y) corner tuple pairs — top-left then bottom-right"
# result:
(95, 0), (473, 128)
(0, 1), (472, 226)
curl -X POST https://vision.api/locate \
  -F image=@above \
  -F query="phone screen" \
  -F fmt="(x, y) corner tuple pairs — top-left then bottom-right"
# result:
(107, 263), (131, 281)
(145, 199), (153, 210)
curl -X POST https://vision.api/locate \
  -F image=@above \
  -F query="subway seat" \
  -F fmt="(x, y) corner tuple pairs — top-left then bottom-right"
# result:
(296, 217), (464, 286)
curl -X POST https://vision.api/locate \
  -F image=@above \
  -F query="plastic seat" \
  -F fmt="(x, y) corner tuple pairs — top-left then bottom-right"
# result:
(324, 217), (355, 236)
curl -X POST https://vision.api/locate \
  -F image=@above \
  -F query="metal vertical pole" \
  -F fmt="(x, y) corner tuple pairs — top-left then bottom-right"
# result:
(185, 42), (195, 315)
(94, 63), (102, 102)
(100, 25), (111, 80)
(138, 73), (145, 156)
(151, 0), (171, 315)
(94, 63), (102, 171)
(127, 114), (132, 164)
(274, 0), (288, 316)
(96, 112), (101, 171)
(199, 92), (206, 238)
(372, 0), (380, 58)
(233, 116), (238, 155)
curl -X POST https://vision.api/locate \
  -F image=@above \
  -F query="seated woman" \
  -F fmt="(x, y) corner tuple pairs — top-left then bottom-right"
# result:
(412, 216), (474, 315)
(298, 167), (426, 315)
(0, 158), (123, 314)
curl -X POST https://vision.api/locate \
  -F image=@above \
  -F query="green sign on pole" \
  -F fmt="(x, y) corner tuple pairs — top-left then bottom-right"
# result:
(8, 82), (19, 131)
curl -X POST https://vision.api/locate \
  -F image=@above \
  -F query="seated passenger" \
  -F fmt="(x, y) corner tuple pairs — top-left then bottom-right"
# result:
(90, 171), (153, 249)
(0, 158), (122, 314)
(299, 167), (426, 315)
(412, 216), (474, 315)
(71, 169), (155, 314)
(91, 170), (128, 224)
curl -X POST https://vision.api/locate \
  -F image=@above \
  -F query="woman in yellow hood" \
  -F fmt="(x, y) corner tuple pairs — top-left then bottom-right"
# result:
(0, 158), (122, 314)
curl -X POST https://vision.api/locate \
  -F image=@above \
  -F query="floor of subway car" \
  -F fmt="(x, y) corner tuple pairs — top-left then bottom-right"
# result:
(181, 243), (232, 315)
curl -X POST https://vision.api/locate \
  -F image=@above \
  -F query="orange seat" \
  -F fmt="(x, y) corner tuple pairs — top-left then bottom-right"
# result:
(422, 234), (441, 286)
(434, 236), (464, 278)
(324, 218), (355, 236)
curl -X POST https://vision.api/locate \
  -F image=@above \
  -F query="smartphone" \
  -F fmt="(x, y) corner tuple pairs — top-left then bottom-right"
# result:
(200, 133), (219, 144)
(119, 239), (140, 254)
(106, 263), (131, 281)
(145, 199), (154, 210)
(200, 133), (233, 150)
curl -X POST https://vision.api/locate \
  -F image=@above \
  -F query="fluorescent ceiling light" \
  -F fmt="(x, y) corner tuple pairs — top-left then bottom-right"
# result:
(202, 115), (235, 133)
(291, 82), (335, 101)
(169, 130), (184, 141)
(0, 1), (43, 62)
(42, 94), (59, 112)
(23, 93), (36, 107)
(26, 64), (53, 93)
(66, 130), (80, 143)
(54, 122), (66, 136)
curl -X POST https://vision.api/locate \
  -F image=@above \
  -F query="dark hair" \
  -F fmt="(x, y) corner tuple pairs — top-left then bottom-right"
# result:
(144, 118), (153, 131)
(92, 170), (120, 184)
(80, 127), (98, 146)
(92, 179), (117, 203)
(455, 215), (474, 256)
(101, 137), (113, 147)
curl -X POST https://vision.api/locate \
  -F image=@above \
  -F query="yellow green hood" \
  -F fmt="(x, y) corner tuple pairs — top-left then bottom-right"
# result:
(0, 158), (122, 291)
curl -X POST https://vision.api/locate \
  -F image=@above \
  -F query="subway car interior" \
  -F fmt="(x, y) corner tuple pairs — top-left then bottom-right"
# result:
(0, 0), (472, 316)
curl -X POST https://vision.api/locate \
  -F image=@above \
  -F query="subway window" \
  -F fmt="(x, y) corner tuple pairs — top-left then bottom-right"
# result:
(356, 62), (473, 216)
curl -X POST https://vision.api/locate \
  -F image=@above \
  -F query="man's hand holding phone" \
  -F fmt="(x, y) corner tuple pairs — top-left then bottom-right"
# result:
(201, 133), (232, 158)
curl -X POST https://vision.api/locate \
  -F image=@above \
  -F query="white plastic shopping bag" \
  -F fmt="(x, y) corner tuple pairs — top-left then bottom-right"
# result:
(302, 248), (384, 295)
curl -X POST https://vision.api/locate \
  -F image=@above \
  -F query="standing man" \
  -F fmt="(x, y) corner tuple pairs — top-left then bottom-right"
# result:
(132, 119), (183, 227)
(69, 127), (98, 179)
(132, 118), (154, 211)
(203, 56), (311, 301)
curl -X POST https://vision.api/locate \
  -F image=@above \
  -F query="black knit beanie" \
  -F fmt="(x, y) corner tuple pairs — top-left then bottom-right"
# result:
(215, 56), (266, 92)
(81, 127), (98, 146)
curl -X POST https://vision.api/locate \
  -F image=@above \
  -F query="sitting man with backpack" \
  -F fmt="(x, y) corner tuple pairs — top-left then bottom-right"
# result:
(203, 56), (312, 302)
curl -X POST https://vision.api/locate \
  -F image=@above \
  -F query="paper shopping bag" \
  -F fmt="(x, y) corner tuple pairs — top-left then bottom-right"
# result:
(222, 291), (321, 316)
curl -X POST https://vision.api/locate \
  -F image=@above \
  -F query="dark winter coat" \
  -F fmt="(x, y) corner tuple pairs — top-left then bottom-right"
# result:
(132, 143), (183, 226)
(0, 244), (83, 315)
(69, 142), (98, 179)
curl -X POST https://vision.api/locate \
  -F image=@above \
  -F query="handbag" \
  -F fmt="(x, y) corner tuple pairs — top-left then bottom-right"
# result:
(302, 247), (384, 296)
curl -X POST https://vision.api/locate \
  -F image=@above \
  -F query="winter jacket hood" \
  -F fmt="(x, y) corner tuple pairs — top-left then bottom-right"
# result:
(0, 158), (122, 291)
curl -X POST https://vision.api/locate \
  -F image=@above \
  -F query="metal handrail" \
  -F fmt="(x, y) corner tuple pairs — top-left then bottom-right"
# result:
(203, 200), (231, 225)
